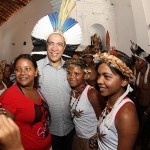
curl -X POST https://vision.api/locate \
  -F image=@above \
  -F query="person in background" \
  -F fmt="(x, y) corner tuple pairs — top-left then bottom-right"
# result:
(0, 67), (7, 96)
(0, 114), (24, 150)
(72, 52), (81, 60)
(0, 54), (52, 150)
(3, 64), (13, 88)
(31, 0), (82, 149)
(94, 51), (139, 150)
(130, 40), (150, 150)
(64, 58), (104, 150)
(0, 60), (7, 69)
(82, 51), (99, 90)
(82, 53), (95, 68)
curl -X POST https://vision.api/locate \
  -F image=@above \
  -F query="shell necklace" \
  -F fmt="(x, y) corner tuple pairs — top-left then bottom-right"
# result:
(70, 82), (87, 118)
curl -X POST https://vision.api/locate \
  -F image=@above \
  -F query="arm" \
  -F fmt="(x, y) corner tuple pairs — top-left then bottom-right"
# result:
(0, 103), (15, 120)
(0, 114), (24, 150)
(116, 103), (139, 150)
(140, 72), (150, 131)
(88, 88), (105, 119)
(0, 92), (16, 119)
(0, 102), (7, 115)
(144, 72), (150, 115)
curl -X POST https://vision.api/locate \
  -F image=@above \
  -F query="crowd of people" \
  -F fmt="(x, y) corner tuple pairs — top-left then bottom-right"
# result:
(0, 0), (149, 150)
(0, 39), (149, 150)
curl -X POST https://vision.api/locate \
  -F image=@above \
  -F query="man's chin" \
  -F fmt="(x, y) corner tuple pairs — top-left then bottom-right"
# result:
(48, 56), (61, 63)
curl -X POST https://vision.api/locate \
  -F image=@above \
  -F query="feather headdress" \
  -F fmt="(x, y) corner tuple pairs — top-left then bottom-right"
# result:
(130, 40), (150, 85)
(31, 0), (82, 45)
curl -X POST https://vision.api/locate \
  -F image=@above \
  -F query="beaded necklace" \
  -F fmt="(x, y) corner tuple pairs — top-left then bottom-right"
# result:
(70, 82), (88, 118)
(97, 84), (132, 140)
(97, 98), (121, 141)
(105, 101), (113, 115)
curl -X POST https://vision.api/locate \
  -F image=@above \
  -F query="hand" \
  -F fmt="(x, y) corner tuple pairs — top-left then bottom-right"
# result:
(0, 102), (7, 115)
(89, 134), (98, 149)
(0, 103), (13, 118)
(0, 114), (24, 150)
(0, 107), (7, 115)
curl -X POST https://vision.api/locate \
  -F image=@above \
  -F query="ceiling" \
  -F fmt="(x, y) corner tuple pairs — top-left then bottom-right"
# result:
(0, 0), (32, 26)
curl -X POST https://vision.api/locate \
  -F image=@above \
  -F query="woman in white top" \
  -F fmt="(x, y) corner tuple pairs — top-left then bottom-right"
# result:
(95, 50), (139, 150)
(64, 58), (104, 150)
(0, 67), (7, 96)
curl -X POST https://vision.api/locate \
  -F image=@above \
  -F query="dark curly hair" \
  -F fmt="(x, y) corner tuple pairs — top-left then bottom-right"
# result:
(64, 58), (89, 71)
(13, 54), (38, 88)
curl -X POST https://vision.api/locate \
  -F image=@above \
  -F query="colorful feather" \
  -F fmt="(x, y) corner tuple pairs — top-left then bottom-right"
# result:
(31, 0), (82, 45)
(48, 12), (58, 31)
(61, 18), (77, 33)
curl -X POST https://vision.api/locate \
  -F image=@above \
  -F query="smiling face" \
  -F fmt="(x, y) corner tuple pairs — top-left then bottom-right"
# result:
(97, 63), (128, 99)
(47, 33), (65, 66)
(67, 65), (87, 91)
(14, 58), (38, 88)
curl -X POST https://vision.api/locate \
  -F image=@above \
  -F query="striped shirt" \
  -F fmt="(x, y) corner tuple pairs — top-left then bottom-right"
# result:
(37, 56), (74, 136)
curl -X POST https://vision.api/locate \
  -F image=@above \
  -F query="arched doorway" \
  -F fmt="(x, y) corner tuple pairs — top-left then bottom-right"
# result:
(89, 24), (106, 48)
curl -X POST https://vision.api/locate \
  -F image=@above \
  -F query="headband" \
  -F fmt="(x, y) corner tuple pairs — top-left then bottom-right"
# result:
(93, 52), (136, 84)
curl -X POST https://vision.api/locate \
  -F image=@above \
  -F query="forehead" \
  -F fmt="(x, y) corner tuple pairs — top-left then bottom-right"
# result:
(4, 66), (11, 70)
(98, 63), (112, 73)
(73, 54), (79, 57)
(48, 33), (65, 42)
(84, 56), (93, 59)
(15, 58), (33, 66)
(68, 65), (84, 72)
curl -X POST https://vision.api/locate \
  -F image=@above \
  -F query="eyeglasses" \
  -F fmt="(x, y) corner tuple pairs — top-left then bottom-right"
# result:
(46, 41), (65, 48)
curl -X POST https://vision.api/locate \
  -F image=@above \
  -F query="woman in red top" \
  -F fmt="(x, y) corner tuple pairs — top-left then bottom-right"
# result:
(0, 54), (51, 150)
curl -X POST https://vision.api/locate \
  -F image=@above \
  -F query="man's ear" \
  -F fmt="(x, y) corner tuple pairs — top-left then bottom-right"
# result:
(35, 68), (39, 77)
(121, 78), (128, 87)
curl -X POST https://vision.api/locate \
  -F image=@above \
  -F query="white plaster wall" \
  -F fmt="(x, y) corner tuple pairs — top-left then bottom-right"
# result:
(141, 0), (150, 51)
(73, 0), (117, 50)
(0, 0), (52, 63)
(0, 0), (149, 63)
(111, 0), (136, 55)
(131, 0), (149, 53)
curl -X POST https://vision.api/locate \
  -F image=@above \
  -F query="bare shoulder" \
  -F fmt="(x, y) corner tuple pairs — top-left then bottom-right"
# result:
(88, 87), (101, 98)
(87, 87), (105, 118)
(87, 87), (104, 104)
(116, 101), (139, 149)
(115, 101), (139, 130)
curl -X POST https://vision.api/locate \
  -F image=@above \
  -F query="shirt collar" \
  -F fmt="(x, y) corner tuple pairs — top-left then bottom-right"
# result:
(43, 56), (65, 68)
